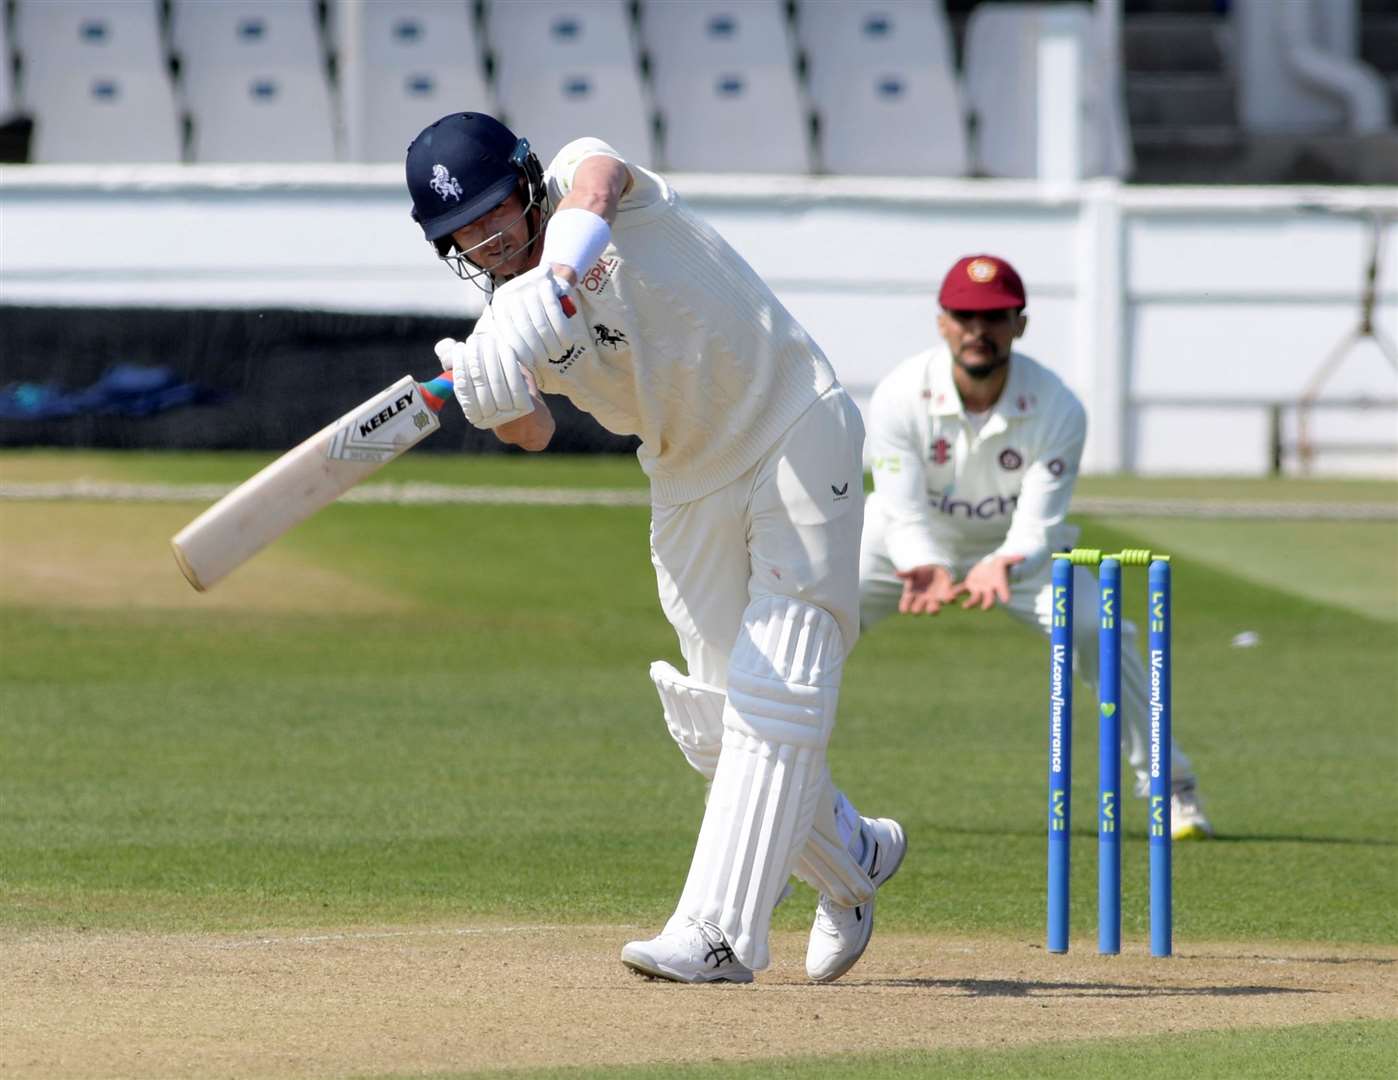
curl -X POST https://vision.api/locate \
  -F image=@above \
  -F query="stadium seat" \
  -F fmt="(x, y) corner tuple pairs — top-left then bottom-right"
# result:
(170, 0), (324, 72)
(357, 0), (480, 66)
(641, 0), (792, 72)
(963, 2), (1129, 179)
(796, 0), (956, 104)
(188, 70), (337, 163)
(487, 0), (650, 164)
(651, 66), (811, 173)
(344, 0), (492, 162)
(818, 68), (968, 177)
(487, 0), (635, 86)
(796, 0), (966, 176)
(641, 0), (809, 172)
(171, 0), (337, 161)
(500, 66), (653, 167)
(15, 0), (181, 162)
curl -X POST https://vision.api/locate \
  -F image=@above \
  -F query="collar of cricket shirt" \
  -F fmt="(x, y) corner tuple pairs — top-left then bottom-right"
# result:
(925, 344), (1039, 423)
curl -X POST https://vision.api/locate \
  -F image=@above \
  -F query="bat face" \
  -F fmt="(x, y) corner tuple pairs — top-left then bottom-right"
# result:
(171, 375), (446, 592)
(328, 379), (441, 463)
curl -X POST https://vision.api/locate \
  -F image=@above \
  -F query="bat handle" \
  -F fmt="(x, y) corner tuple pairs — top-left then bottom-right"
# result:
(419, 287), (575, 411)
(417, 373), (455, 413)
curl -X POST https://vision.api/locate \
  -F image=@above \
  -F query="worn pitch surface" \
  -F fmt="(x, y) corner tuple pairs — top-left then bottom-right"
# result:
(5, 926), (1396, 1078)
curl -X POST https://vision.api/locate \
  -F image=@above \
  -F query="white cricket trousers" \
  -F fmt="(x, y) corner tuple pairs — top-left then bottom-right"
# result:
(649, 386), (867, 858)
(650, 385), (865, 687)
(859, 493), (1196, 797)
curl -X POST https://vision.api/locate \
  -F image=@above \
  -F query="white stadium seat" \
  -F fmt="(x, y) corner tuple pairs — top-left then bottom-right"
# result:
(796, 0), (966, 176)
(797, 0), (956, 104)
(344, 0), (492, 162)
(171, 0), (337, 162)
(27, 71), (182, 163)
(15, 0), (165, 76)
(487, 0), (635, 88)
(487, 0), (650, 165)
(188, 70), (337, 162)
(641, 0), (791, 73)
(170, 0), (323, 72)
(818, 68), (967, 177)
(641, 0), (809, 173)
(362, 67), (493, 163)
(358, 0), (479, 66)
(963, 2), (1130, 179)
(499, 65), (653, 166)
(15, 0), (181, 162)
(652, 66), (810, 173)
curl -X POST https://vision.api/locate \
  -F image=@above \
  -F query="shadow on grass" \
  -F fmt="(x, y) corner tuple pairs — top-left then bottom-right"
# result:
(845, 978), (1318, 999)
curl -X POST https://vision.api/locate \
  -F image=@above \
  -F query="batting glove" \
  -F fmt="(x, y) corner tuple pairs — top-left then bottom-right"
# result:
(487, 265), (579, 370)
(435, 335), (534, 430)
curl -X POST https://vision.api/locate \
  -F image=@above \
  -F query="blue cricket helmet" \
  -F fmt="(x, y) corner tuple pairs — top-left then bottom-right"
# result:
(405, 112), (544, 254)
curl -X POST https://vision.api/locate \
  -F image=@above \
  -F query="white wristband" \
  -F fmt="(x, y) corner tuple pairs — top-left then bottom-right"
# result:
(541, 207), (612, 275)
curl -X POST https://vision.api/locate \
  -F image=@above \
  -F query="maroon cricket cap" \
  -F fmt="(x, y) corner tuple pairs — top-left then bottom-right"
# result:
(938, 255), (1027, 310)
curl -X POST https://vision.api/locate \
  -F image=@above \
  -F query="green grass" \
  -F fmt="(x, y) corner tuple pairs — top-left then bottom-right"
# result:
(1109, 516), (1397, 622)
(0, 447), (650, 488)
(430, 1020), (1398, 1080)
(3, 448), (1394, 501)
(1, 456), (1395, 946)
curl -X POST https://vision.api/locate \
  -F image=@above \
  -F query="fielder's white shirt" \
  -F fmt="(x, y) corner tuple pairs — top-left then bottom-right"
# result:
(867, 344), (1087, 579)
(487, 138), (839, 506)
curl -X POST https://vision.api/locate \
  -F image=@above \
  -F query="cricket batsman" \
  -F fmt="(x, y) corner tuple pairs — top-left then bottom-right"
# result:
(404, 113), (906, 983)
(859, 254), (1213, 839)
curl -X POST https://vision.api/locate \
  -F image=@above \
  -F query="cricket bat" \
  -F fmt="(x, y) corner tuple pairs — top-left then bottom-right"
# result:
(170, 371), (455, 591)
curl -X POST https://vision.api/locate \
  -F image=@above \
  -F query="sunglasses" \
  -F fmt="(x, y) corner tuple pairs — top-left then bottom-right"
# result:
(946, 309), (1016, 325)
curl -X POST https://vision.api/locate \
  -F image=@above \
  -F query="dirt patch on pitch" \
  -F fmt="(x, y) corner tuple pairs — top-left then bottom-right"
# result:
(0, 503), (415, 614)
(4, 924), (1395, 1079)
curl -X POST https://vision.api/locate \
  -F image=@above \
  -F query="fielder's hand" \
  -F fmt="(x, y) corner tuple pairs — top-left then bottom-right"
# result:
(897, 564), (963, 615)
(488, 264), (579, 370)
(959, 554), (1026, 612)
(436, 335), (535, 430)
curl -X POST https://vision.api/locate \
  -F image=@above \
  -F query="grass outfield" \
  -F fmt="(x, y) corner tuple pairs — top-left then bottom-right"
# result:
(454, 1019), (1398, 1080)
(2, 452), (1395, 1076)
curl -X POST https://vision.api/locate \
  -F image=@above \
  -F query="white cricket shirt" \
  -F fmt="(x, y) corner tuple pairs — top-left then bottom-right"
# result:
(867, 343), (1087, 578)
(488, 138), (839, 506)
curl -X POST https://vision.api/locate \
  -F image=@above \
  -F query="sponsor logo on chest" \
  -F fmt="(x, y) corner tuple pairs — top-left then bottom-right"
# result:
(581, 255), (619, 296)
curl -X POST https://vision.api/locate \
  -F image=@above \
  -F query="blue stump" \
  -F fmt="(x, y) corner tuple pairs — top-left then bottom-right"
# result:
(1047, 557), (1074, 953)
(1098, 558), (1122, 955)
(1148, 559), (1173, 957)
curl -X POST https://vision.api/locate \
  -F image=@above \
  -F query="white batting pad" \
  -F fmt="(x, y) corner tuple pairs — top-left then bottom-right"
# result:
(793, 779), (876, 908)
(650, 660), (724, 780)
(674, 596), (845, 970)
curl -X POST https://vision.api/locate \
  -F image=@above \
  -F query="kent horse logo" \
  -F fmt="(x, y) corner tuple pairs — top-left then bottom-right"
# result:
(428, 164), (462, 202)
(592, 324), (628, 349)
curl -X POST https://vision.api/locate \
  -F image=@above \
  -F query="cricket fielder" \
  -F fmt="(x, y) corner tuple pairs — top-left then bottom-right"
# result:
(405, 113), (906, 983)
(860, 254), (1212, 839)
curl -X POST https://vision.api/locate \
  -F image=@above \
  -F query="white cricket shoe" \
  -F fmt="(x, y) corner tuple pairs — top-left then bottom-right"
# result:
(1172, 784), (1214, 840)
(806, 816), (907, 983)
(621, 919), (754, 984)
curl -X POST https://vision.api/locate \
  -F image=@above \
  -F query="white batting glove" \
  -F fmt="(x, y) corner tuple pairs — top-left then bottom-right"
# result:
(434, 335), (534, 430)
(488, 265), (579, 370)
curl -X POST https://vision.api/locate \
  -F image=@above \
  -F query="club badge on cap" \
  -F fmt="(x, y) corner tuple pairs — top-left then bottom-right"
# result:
(939, 254), (1026, 311)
